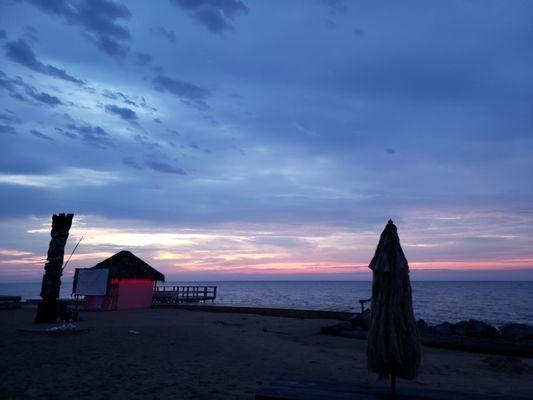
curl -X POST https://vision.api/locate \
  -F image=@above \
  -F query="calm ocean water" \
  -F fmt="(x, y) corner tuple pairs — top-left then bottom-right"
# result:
(1, 281), (531, 326)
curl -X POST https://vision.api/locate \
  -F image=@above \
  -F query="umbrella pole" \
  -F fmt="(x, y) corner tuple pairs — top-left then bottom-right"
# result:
(391, 373), (396, 396)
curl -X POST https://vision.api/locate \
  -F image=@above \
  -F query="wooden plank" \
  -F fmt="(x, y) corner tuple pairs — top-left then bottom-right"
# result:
(153, 285), (218, 305)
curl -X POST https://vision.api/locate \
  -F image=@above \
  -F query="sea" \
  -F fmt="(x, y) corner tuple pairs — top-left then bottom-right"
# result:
(1, 281), (531, 326)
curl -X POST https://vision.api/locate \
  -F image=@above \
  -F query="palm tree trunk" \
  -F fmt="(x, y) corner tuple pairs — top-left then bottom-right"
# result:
(35, 213), (74, 323)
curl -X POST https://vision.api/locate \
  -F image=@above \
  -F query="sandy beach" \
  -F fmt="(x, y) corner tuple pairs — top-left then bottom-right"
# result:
(1, 306), (532, 400)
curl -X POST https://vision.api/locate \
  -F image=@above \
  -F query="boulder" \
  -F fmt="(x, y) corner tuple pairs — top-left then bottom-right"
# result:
(457, 320), (500, 338)
(427, 322), (454, 336)
(426, 320), (500, 338)
(500, 323), (533, 340)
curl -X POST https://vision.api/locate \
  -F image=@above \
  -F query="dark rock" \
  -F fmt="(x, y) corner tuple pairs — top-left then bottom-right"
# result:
(427, 322), (454, 336)
(417, 319), (428, 331)
(457, 320), (500, 338)
(428, 320), (500, 338)
(500, 323), (533, 340)
(347, 309), (371, 330)
(452, 321), (471, 337)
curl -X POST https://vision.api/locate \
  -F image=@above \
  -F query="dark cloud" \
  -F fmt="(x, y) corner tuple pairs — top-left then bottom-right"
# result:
(30, 129), (54, 141)
(22, 25), (38, 43)
(93, 34), (128, 57)
(135, 51), (152, 66)
(64, 122), (112, 147)
(55, 127), (77, 139)
(153, 74), (211, 110)
(104, 104), (138, 120)
(21, 0), (131, 57)
(169, 0), (248, 35)
(4, 39), (84, 85)
(62, 113), (75, 122)
(385, 148), (396, 155)
(101, 89), (118, 100)
(153, 118), (162, 124)
(145, 160), (186, 175)
(0, 125), (17, 135)
(151, 27), (176, 43)
(133, 134), (160, 150)
(320, 0), (347, 15)
(123, 158), (143, 170)
(102, 90), (140, 107)
(0, 71), (64, 107)
(0, 113), (20, 124)
(138, 97), (157, 112)
(27, 88), (63, 106)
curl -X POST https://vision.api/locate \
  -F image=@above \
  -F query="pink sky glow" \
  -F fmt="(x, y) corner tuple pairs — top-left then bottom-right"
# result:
(1, 212), (532, 282)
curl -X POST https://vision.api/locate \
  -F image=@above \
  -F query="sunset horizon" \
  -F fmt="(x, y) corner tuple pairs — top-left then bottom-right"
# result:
(1, 213), (532, 282)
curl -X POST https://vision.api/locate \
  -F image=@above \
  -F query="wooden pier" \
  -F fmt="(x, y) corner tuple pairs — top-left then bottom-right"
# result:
(153, 285), (217, 304)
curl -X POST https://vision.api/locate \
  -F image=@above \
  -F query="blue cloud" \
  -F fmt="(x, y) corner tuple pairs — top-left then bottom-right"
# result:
(30, 129), (54, 141)
(21, 0), (131, 57)
(62, 122), (112, 147)
(153, 74), (211, 110)
(0, 70), (63, 106)
(4, 39), (84, 85)
(0, 113), (20, 124)
(151, 27), (176, 43)
(320, 0), (347, 15)
(0, 125), (17, 135)
(145, 161), (186, 175)
(135, 51), (152, 66)
(104, 104), (138, 121)
(169, 0), (248, 34)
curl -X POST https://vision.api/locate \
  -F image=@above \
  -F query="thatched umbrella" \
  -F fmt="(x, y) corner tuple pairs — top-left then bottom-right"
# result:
(366, 219), (420, 395)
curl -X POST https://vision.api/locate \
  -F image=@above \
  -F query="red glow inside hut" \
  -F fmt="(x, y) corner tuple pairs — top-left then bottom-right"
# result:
(73, 250), (165, 311)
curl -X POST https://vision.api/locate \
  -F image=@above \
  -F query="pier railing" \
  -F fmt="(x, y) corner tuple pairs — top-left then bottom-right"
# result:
(153, 285), (217, 304)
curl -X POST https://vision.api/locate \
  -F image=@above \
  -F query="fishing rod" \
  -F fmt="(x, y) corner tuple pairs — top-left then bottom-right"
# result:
(62, 236), (83, 272)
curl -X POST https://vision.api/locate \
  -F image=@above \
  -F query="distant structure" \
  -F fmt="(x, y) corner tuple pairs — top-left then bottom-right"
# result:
(73, 250), (165, 311)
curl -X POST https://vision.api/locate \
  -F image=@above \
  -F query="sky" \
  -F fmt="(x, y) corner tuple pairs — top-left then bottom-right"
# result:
(0, 0), (532, 282)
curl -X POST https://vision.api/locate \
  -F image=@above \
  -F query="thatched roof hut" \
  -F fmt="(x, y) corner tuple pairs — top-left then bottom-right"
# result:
(91, 250), (165, 282)
(74, 250), (164, 311)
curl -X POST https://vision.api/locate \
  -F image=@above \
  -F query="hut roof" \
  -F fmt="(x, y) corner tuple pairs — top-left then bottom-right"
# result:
(91, 250), (165, 282)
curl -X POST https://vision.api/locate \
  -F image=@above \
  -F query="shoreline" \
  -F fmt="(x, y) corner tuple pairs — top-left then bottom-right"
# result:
(2, 280), (531, 327)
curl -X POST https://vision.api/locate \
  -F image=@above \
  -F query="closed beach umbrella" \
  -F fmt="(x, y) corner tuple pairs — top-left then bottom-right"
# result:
(366, 219), (420, 394)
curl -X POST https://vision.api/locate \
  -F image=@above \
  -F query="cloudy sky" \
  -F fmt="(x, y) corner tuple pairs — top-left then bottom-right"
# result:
(0, 0), (532, 282)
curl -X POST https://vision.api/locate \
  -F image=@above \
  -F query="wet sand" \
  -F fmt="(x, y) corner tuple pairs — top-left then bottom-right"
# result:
(1, 306), (532, 399)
